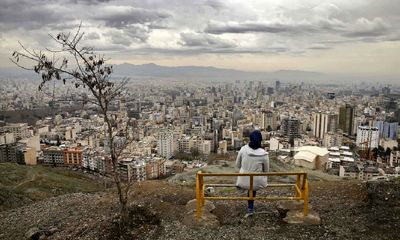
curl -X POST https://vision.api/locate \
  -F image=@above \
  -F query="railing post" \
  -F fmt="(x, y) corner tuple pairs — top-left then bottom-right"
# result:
(303, 174), (309, 216)
(200, 174), (205, 206)
(249, 175), (254, 199)
(196, 171), (202, 219)
(296, 174), (301, 198)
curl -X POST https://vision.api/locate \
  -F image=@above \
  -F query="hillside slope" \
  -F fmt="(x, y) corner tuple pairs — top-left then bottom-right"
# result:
(0, 163), (104, 212)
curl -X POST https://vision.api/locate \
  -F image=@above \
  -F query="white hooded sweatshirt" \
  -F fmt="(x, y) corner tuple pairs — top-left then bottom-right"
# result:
(235, 145), (269, 190)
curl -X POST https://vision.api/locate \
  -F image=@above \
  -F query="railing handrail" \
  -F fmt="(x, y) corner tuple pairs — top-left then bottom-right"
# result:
(198, 171), (307, 177)
(195, 170), (309, 220)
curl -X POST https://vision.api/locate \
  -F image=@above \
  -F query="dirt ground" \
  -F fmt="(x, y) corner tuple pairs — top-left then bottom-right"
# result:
(0, 179), (399, 240)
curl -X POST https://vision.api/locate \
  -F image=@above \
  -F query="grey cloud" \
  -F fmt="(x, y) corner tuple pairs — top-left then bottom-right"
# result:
(124, 24), (150, 42)
(93, 7), (171, 29)
(0, 1), (72, 31)
(308, 43), (331, 50)
(343, 17), (389, 38)
(114, 44), (289, 56)
(68, 0), (113, 4)
(179, 32), (236, 48)
(108, 24), (149, 46)
(111, 35), (132, 46)
(204, 20), (319, 35)
(1, 0), (400, 60)
(206, 21), (290, 34)
(85, 32), (101, 40)
(202, 0), (225, 10)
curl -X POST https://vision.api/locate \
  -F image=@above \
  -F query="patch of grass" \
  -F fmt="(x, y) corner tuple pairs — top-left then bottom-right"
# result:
(0, 163), (104, 211)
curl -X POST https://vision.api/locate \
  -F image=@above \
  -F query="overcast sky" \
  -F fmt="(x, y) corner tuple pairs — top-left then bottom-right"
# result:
(1, 0), (400, 74)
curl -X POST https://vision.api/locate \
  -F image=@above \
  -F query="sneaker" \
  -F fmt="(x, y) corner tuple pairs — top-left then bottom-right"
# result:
(244, 209), (254, 218)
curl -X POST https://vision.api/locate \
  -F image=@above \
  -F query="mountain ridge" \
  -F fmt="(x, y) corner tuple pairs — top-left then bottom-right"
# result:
(0, 63), (398, 84)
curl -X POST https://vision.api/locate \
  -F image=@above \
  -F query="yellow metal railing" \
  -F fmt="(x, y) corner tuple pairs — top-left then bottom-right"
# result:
(195, 171), (309, 219)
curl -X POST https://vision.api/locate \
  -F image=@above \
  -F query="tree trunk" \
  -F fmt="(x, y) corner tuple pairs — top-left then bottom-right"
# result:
(114, 170), (129, 224)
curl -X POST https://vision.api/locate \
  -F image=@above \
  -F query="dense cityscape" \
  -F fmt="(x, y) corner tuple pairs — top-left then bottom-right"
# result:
(1, 77), (399, 182)
(1, 0), (400, 239)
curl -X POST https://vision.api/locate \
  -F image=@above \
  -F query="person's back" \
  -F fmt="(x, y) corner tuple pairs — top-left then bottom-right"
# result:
(235, 130), (269, 216)
(236, 144), (269, 189)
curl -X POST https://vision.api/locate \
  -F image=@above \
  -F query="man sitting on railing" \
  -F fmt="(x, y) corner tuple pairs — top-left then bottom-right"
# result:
(236, 129), (269, 217)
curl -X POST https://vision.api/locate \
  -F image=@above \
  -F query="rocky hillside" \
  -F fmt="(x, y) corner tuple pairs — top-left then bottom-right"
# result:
(0, 178), (399, 240)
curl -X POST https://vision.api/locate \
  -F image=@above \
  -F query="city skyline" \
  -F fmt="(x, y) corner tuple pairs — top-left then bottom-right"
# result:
(1, 0), (400, 75)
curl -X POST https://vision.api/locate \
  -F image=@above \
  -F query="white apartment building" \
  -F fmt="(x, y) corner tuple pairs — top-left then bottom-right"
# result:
(356, 126), (379, 149)
(157, 129), (174, 159)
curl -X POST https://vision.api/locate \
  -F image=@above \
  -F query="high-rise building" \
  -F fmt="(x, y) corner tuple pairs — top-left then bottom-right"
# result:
(395, 109), (400, 122)
(281, 117), (301, 140)
(261, 110), (277, 131)
(157, 129), (174, 159)
(275, 81), (281, 91)
(339, 104), (355, 136)
(232, 108), (242, 127)
(356, 126), (379, 149)
(375, 120), (398, 140)
(312, 112), (338, 139)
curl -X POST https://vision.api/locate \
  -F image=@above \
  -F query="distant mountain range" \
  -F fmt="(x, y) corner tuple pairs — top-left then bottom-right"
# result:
(112, 63), (324, 81)
(0, 63), (397, 84)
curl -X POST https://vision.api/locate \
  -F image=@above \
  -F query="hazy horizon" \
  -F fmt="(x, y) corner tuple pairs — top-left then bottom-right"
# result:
(1, 0), (400, 75)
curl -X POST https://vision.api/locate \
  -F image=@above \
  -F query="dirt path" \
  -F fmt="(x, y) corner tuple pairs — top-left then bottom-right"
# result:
(12, 171), (37, 189)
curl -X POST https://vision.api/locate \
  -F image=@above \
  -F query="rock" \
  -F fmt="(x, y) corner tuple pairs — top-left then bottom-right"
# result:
(182, 211), (220, 228)
(276, 200), (312, 218)
(183, 199), (219, 228)
(38, 235), (47, 240)
(283, 209), (321, 225)
(185, 199), (215, 213)
(47, 227), (58, 235)
(25, 227), (43, 240)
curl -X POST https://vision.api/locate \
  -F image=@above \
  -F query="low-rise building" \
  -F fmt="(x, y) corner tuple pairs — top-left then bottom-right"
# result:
(43, 146), (64, 166)
(64, 147), (83, 167)
(294, 146), (329, 170)
(119, 160), (146, 182)
(145, 157), (166, 179)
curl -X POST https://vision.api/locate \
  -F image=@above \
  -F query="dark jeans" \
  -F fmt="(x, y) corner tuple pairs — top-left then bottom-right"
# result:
(247, 190), (257, 210)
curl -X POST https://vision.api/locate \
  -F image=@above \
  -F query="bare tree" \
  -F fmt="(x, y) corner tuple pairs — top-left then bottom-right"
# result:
(11, 25), (133, 224)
